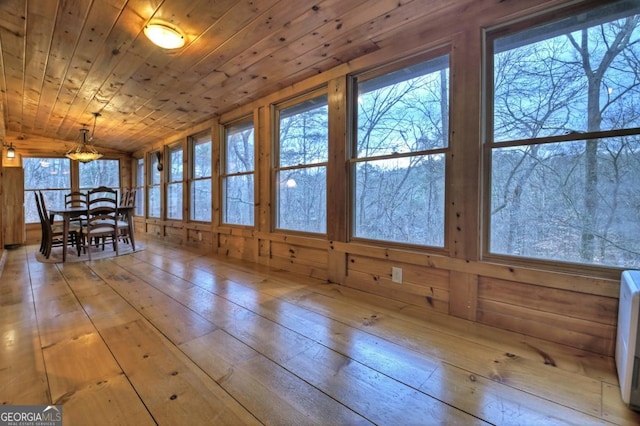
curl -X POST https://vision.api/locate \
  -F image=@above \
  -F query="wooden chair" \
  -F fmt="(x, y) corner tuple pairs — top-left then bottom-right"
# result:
(65, 190), (88, 233)
(35, 191), (82, 258)
(117, 188), (136, 250)
(85, 186), (119, 260)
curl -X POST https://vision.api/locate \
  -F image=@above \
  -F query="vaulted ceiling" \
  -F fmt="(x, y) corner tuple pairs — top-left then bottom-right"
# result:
(0, 0), (518, 154)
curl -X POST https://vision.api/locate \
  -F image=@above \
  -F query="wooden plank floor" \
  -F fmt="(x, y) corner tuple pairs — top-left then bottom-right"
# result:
(2, 237), (640, 425)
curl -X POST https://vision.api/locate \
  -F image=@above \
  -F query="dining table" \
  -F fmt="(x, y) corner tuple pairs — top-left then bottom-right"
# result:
(48, 205), (135, 262)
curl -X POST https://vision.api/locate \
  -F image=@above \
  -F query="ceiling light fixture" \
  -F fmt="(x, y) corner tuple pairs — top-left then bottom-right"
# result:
(144, 22), (185, 49)
(66, 112), (103, 163)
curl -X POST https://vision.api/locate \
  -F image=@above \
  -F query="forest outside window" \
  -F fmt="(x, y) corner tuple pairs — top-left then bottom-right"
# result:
(148, 152), (161, 218)
(190, 133), (212, 222)
(275, 93), (328, 234)
(79, 159), (120, 192)
(487, 0), (640, 269)
(135, 158), (144, 216)
(23, 158), (71, 224)
(352, 54), (449, 247)
(222, 120), (254, 226)
(167, 143), (183, 220)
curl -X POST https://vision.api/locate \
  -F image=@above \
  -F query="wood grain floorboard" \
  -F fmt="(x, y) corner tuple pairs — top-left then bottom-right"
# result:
(1, 237), (639, 425)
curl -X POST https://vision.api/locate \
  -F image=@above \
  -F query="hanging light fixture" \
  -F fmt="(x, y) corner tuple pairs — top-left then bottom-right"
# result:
(144, 22), (185, 49)
(65, 112), (103, 163)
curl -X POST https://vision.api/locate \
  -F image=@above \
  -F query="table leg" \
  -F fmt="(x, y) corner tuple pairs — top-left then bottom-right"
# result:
(62, 215), (69, 262)
(127, 212), (136, 251)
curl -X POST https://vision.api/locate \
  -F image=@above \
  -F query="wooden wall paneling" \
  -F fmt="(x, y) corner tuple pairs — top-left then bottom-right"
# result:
(478, 276), (618, 326)
(219, 234), (257, 261)
(345, 270), (449, 313)
(326, 76), (348, 284)
(347, 254), (450, 312)
(448, 29), (481, 262)
(211, 119), (222, 248)
(449, 271), (478, 321)
(0, 0), (26, 131)
(477, 297), (615, 355)
(257, 106), (271, 237)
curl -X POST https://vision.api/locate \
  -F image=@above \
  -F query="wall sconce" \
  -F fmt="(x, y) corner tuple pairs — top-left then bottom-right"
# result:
(3, 142), (15, 159)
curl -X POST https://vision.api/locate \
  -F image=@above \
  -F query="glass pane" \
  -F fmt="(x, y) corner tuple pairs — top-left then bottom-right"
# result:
(167, 182), (182, 220)
(148, 186), (161, 218)
(169, 146), (183, 182)
(226, 121), (254, 174)
(136, 158), (144, 187)
(151, 153), (161, 185)
(493, 1), (640, 142)
(357, 55), (449, 157)
(79, 159), (120, 189)
(223, 175), (254, 226)
(135, 188), (144, 217)
(194, 137), (212, 179)
(353, 155), (445, 246)
(25, 189), (68, 224)
(276, 167), (326, 233)
(23, 158), (70, 190)
(24, 158), (71, 224)
(490, 136), (640, 268)
(279, 95), (328, 167)
(190, 179), (212, 222)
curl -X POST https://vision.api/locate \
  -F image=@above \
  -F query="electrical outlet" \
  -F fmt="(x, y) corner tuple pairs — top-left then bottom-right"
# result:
(391, 267), (403, 284)
(198, 232), (203, 241)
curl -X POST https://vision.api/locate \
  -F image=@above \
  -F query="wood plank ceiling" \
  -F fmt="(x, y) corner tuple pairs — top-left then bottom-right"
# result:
(0, 0), (464, 154)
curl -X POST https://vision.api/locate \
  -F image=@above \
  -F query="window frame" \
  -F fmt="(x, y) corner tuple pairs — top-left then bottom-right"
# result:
(134, 157), (145, 217)
(221, 117), (255, 227)
(148, 151), (162, 219)
(483, 0), (640, 274)
(349, 49), (451, 250)
(23, 157), (72, 224)
(273, 88), (329, 235)
(189, 131), (213, 223)
(166, 141), (184, 221)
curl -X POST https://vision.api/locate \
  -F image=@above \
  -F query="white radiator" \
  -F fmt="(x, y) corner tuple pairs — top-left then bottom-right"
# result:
(616, 270), (640, 410)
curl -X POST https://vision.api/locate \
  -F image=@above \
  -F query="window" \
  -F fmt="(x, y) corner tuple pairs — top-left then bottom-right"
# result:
(135, 158), (144, 216)
(222, 120), (254, 226)
(79, 159), (120, 191)
(487, 0), (640, 269)
(148, 152), (161, 218)
(24, 158), (71, 224)
(275, 93), (328, 233)
(352, 54), (449, 246)
(189, 133), (212, 222)
(167, 143), (183, 220)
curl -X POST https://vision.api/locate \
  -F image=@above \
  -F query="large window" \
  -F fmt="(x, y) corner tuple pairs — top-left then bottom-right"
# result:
(79, 159), (120, 191)
(167, 143), (183, 220)
(148, 152), (161, 218)
(275, 93), (328, 233)
(135, 158), (144, 216)
(487, 0), (640, 269)
(24, 158), (71, 224)
(222, 120), (254, 226)
(352, 54), (449, 247)
(190, 133), (212, 222)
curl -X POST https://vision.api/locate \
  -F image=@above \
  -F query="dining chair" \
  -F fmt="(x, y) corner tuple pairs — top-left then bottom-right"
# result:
(85, 186), (119, 260)
(35, 191), (82, 258)
(65, 190), (88, 230)
(117, 188), (136, 249)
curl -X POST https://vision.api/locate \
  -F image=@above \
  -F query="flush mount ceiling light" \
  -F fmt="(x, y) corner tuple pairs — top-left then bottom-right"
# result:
(144, 22), (185, 49)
